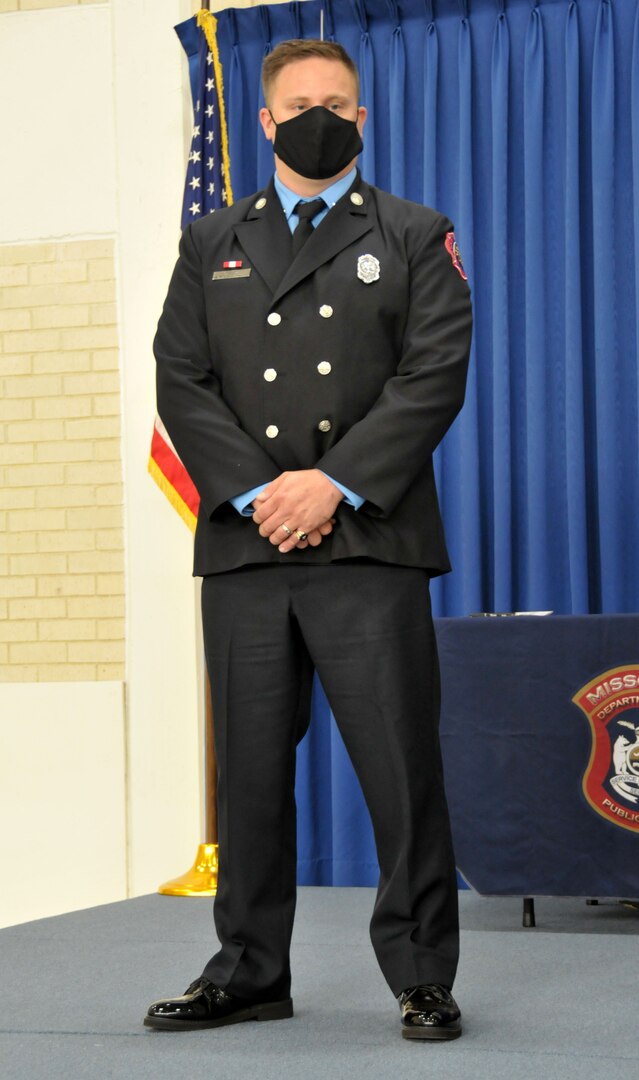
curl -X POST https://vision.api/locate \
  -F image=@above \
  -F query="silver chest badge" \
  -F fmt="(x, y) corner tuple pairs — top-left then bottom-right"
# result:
(357, 254), (380, 284)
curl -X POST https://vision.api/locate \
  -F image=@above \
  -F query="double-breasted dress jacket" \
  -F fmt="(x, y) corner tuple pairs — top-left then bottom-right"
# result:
(154, 172), (472, 575)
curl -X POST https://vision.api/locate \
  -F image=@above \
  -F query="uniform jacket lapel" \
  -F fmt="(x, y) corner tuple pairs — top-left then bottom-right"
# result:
(232, 173), (373, 302)
(232, 177), (291, 295)
(272, 175), (373, 306)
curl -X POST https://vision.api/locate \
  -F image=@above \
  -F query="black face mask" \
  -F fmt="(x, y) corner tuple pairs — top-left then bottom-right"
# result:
(271, 106), (363, 180)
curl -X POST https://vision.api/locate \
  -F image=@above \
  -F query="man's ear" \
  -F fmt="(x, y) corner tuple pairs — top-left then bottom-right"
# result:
(356, 106), (367, 137)
(259, 107), (275, 142)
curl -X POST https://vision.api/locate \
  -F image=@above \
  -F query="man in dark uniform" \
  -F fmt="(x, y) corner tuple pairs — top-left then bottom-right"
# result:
(145, 39), (472, 1041)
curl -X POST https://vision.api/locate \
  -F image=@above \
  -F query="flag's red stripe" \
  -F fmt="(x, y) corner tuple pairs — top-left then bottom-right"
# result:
(150, 427), (200, 517)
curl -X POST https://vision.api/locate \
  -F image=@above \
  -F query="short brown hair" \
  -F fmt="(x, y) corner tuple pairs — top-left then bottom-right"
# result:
(261, 39), (360, 107)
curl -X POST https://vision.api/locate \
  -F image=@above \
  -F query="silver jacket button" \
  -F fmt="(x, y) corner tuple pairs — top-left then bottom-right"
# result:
(318, 419), (332, 433)
(267, 312), (281, 326)
(317, 361), (332, 375)
(266, 425), (279, 438)
(319, 305), (333, 319)
(350, 192), (364, 205)
(263, 368), (277, 382)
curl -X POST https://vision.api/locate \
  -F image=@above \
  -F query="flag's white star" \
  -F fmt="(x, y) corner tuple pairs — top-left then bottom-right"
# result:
(206, 130), (214, 144)
(207, 157), (214, 170)
(189, 150), (201, 163)
(189, 176), (201, 190)
(195, 99), (201, 112)
(206, 104), (215, 117)
(206, 78), (215, 92)
(206, 51), (213, 66)
(192, 125), (201, 138)
(221, 189), (227, 203)
(189, 201), (201, 215)
(208, 182), (215, 195)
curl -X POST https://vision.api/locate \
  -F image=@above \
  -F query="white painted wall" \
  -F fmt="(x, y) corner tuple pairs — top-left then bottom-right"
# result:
(0, 4), (117, 242)
(0, 682), (126, 929)
(1, 0), (205, 921)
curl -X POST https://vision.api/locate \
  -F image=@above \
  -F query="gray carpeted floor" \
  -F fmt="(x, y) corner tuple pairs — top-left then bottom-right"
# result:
(0, 888), (637, 1080)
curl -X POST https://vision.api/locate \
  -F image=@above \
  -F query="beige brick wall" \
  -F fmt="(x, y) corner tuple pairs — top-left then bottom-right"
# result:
(0, 1), (107, 13)
(0, 239), (125, 682)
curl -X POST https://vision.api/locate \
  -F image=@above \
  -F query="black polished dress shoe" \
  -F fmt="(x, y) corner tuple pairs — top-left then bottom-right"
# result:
(398, 983), (462, 1040)
(144, 976), (294, 1031)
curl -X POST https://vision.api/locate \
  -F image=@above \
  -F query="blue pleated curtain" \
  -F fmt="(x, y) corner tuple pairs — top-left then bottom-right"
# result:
(182, 0), (639, 883)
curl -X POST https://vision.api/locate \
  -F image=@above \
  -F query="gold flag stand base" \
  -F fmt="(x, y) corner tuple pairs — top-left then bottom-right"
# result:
(158, 843), (219, 897)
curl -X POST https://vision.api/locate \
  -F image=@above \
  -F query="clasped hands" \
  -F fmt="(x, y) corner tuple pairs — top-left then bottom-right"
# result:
(252, 469), (343, 553)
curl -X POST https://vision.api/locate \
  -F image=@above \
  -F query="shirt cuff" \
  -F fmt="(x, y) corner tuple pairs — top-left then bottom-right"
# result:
(319, 471), (364, 510)
(230, 483), (269, 516)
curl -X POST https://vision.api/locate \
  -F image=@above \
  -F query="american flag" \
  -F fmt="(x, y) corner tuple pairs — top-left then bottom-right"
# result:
(149, 9), (233, 530)
(180, 12), (232, 228)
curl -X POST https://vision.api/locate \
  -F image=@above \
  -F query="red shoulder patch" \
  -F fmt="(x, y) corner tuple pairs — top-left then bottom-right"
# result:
(445, 232), (467, 281)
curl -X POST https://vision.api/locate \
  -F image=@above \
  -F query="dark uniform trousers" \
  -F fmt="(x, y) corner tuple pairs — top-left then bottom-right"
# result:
(153, 173), (472, 1001)
(200, 561), (460, 1000)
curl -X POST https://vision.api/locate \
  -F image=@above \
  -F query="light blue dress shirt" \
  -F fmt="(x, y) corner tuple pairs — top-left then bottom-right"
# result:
(230, 169), (364, 517)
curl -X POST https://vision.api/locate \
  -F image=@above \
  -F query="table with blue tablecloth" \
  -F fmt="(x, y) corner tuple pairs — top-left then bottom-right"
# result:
(295, 615), (639, 897)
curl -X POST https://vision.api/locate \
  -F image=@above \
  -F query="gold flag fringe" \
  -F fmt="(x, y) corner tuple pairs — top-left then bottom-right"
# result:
(196, 8), (234, 207)
(148, 455), (198, 533)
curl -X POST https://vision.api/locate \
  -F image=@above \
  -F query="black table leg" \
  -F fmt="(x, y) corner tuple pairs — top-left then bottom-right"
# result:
(523, 897), (536, 927)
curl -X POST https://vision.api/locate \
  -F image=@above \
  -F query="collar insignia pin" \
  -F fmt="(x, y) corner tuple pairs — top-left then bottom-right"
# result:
(357, 254), (380, 284)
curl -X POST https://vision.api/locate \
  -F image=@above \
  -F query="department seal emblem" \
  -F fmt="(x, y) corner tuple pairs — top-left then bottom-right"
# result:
(357, 254), (380, 284)
(572, 666), (639, 834)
